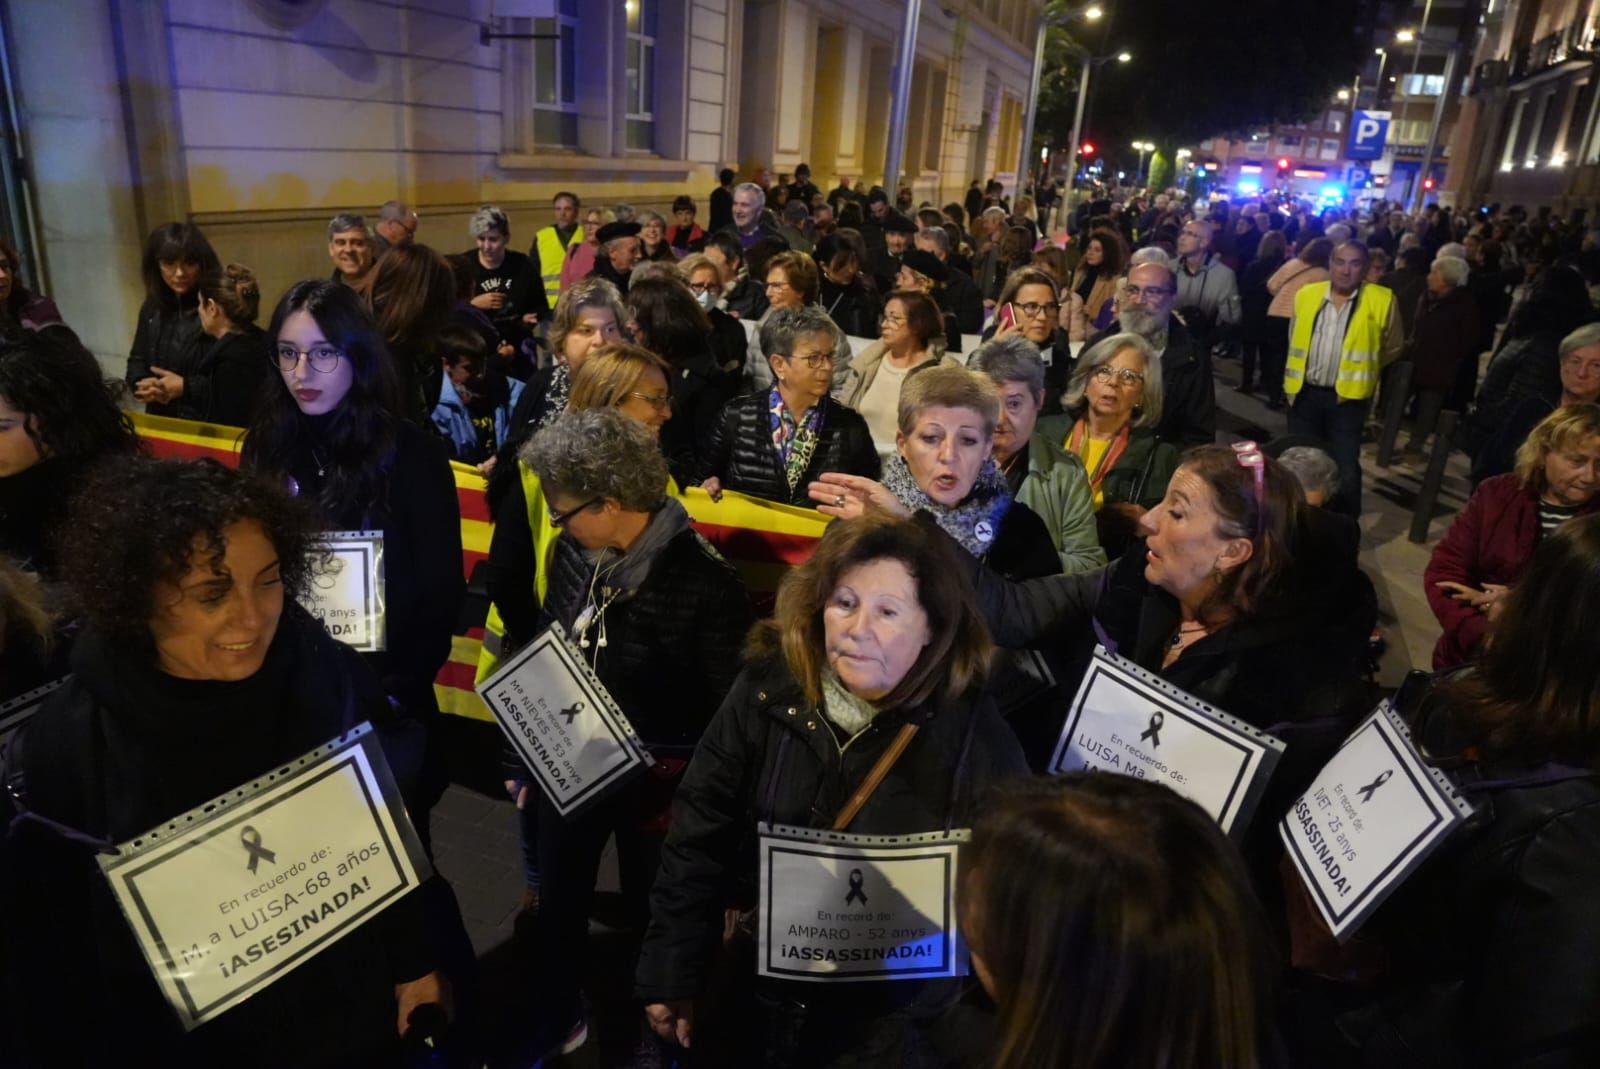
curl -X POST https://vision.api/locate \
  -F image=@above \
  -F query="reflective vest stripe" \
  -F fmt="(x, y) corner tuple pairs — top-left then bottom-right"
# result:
(1284, 282), (1394, 402)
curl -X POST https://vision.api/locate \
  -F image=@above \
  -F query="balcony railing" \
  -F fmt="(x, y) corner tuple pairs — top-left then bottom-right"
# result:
(1510, 17), (1600, 82)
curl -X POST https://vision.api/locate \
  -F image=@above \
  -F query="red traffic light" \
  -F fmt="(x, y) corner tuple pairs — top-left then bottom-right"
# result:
(1276, 157), (1291, 171)
(1081, 142), (1096, 156)
(1423, 177), (1436, 190)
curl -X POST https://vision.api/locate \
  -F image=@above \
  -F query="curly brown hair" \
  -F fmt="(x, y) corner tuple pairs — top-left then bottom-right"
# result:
(61, 457), (322, 645)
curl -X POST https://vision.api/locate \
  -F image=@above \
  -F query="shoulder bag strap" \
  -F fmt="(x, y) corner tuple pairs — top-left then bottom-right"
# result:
(832, 722), (920, 832)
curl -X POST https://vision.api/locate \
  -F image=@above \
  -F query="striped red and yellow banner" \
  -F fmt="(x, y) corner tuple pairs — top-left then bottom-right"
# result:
(132, 412), (829, 721)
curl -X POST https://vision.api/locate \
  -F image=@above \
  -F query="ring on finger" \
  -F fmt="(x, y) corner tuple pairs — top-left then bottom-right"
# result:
(835, 494), (845, 507)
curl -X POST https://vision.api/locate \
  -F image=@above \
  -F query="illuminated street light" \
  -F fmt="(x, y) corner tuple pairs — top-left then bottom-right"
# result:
(1336, 88), (1350, 101)
(1395, 28), (1415, 43)
(1084, 5), (1103, 18)
(1117, 51), (1132, 63)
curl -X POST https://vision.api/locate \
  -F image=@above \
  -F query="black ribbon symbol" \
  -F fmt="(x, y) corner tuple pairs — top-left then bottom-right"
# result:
(1140, 711), (1165, 747)
(844, 868), (868, 906)
(240, 826), (276, 874)
(1357, 769), (1393, 803)
(559, 700), (585, 724)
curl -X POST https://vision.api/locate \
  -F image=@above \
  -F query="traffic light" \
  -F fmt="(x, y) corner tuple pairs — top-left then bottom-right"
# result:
(1276, 157), (1291, 178)
(1422, 176), (1436, 191)
(1081, 142), (1096, 156)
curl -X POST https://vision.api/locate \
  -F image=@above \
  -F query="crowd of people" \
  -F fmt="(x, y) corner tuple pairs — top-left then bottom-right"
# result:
(1, 164), (1599, 1069)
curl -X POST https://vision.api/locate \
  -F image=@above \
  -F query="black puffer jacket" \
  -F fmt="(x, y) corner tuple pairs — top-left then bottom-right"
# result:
(126, 298), (204, 417)
(661, 348), (741, 490)
(699, 391), (881, 507)
(636, 649), (1028, 1065)
(540, 519), (754, 751)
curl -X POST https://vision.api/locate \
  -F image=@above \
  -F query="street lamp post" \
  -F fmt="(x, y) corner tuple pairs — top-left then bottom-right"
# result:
(1132, 141), (1152, 186)
(1067, 50), (1131, 189)
(882, 0), (924, 199)
(1017, 4), (1104, 187)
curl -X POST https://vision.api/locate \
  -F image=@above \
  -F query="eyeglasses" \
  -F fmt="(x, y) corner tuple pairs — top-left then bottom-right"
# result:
(1091, 365), (1146, 388)
(764, 280), (792, 292)
(1232, 440), (1266, 536)
(881, 314), (907, 327)
(549, 496), (603, 527)
(1015, 301), (1061, 319)
(1122, 285), (1176, 303)
(783, 351), (836, 369)
(273, 345), (345, 373)
(687, 281), (720, 294)
(627, 391), (672, 410)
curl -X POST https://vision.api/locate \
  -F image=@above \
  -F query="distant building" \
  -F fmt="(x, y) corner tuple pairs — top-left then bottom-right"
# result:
(1, 0), (1042, 371)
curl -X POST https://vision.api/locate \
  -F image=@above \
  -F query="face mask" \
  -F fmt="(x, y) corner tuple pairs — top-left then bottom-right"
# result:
(695, 290), (720, 311)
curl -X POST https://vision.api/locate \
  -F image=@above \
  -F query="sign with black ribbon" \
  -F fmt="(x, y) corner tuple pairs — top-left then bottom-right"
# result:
(1049, 647), (1286, 833)
(0, 677), (68, 747)
(475, 623), (653, 818)
(301, 531), (386, 653)
(97, 723), (431, 1029)
(757, 824), (968, 983)
(1280, 701), (1475, 942)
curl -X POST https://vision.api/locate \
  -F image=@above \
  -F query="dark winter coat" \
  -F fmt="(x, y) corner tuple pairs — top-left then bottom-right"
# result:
(699, 392), (881, 507)
(1241, 252), (1286, 343)
(819, 276), (882, 340)
(1469, 330), (1565, 461)
(127, 298), (205, 417)
(940, 267), (986, 335)
(0, 605), (435, 1067)
(1408, 288), (1482, 392)
(635, 651), (1028, 1061)
(182, 324), (271, 427)
(660, 347), (741, 489)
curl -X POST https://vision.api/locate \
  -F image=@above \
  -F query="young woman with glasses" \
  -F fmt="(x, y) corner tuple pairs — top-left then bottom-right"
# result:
(981, 266), (1075, 414)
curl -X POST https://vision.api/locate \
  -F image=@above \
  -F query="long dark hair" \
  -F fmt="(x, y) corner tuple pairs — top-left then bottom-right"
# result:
(961, 774), (1275, 1069)
(139, 222), (222, 312)
(628, 275), (711, 365)
(1432, 513), (1600, 768)
(241, 279), (401, 524)
(0, 238), (39, 322)
(0, 331), (140, 465)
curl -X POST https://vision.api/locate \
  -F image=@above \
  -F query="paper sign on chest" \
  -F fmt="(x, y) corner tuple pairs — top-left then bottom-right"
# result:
(97, 723), (431, 1030)
(1050, 647), (1285, 833)
(1281, 701), (1475, 942)
(476, 623), (653, 818)
(301, 532), (386, 652)
(757, 824), (968, 983)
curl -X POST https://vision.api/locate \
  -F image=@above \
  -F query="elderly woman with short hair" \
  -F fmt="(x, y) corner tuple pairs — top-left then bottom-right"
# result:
(970, 336), (1105, 576)
(638, 514), (1029, 1064)
(1426, 403), (1600, 669)
(700, 306), (879, 507)
(1039, 332), (1180, 559)
(519, 407), (754, 1061)
(748, 251), (854, 393)
(1403, 254), (1481, 455)
(638, 210), (678, 263)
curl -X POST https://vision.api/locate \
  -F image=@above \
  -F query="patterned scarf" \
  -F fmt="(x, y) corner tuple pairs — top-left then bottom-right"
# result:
(769, 386), (823, 492)
(538, 362), (572, 430)
(881, 452), (1013, 558)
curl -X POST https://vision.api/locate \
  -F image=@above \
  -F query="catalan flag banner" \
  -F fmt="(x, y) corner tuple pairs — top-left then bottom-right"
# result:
(132, 413), (828, 722)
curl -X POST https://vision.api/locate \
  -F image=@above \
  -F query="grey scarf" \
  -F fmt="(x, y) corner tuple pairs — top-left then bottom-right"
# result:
(881, 453), (1012, 558)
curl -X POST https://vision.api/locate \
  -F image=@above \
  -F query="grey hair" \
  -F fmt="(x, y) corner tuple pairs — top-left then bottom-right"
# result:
(469, 205), (510, 238)
(1128, 248), (1177, 288)
(915, 225), (951, 255)
(733, 183), (766, 210)
(521, 407), (667, 513)
(378, 200), (412, 222)
(1064, 332), (1164, 429)
(612, 203), (637, 224)
(628, 261), (682, 286)
(637, 209), (666, 228)
(970, 335), (1045, 398)
(1277, 446), (1341, 499)
(548, 276), (627, 356)
(1432, 255), (1470, 289)
(1325, 223), (1354, 245)
(1398, 232), (1420, 252)
(981, 206), (1008, 222)
(1435, 242), (1468, 262)
(327, 213), (368, 240)
(783, 200), (811, 223)
(1560, 322), (1600, 359)
(759, 305), (837, 359)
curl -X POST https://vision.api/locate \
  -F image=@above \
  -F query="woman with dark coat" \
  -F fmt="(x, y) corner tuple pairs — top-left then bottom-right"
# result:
(0, 457), (449, 1067)
(815, 230), (882, 339)
(1403, 256), (1481, 454)
(700, 306), (880, 507)
(638, 515), (1028, 1066)
(127, 222), (222, 416)
(516, 409), (753, 1061)
(629, 273), (738, 487)
(241, 280), (462, 819)
(1321, 514), (1600, 1067)
(133, 263), (270, 427)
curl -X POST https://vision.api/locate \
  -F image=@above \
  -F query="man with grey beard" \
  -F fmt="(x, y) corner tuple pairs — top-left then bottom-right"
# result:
(1086, 255), (1217, 446)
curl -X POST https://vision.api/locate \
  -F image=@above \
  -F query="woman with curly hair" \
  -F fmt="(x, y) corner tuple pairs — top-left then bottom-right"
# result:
(0, 329), (141, 577)
(0, 456), (452, 1066)
(241, 280), (462, 803)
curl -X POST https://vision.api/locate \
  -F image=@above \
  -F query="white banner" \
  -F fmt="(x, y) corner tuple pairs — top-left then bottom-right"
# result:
(758, 824), (968, 983)
(1050, 648), (1285, 833)
(476, 623), (652, 818)
(98, 723), (431, 1029)
(1280, 702), (1474, 942)
(302, 531), (386, 653)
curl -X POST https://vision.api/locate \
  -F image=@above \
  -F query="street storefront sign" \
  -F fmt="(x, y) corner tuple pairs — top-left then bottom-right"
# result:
(476, 623), (653, 818)
(1049, 647), (1285, 833)
(97, 724), (431, 1029)
(758, 824), (968, 983)
(1280, 702), (1475, 942)
(301, 531), (386, 653)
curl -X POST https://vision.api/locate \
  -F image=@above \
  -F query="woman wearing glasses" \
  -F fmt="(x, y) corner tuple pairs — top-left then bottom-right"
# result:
(1037, 333), (1179, 560)
(699, 306), (879, 507)
(748, 251), (854, 394)
(838, 289), (961, 458)
(242, 280), (463, 824)
(981, 266), (1074, 414)
(518, 407), (753, 1062)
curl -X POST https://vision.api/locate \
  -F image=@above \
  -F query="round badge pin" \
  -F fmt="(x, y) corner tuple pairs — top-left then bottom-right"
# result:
(974, 519), (994, 544)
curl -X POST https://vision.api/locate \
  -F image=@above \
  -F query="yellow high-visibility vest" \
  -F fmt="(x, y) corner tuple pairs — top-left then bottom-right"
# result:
(535, 224), (584, 304)
(1284, 281), (1394, 402)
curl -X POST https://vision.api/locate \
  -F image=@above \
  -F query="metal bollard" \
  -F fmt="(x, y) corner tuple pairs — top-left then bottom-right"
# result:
(1376, 360), (1414, 468)
(1409, 410), (1458, 544)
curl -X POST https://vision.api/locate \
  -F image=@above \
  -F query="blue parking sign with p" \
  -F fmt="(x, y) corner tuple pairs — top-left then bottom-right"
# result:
(1347, 111), (1390, 162)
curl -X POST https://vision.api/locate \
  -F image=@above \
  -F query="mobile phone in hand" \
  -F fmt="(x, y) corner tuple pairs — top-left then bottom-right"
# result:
(996, 302), (1017, 332)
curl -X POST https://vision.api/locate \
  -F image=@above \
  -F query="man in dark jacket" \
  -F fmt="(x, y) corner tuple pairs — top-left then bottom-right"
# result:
(709, 168), (736, 233)
(717, 182), (786, 252)
(588, 220), (643, 296)
(915, 226), (984, 334)
(1090, 260), (1218, 447)
(704, 231), (768, 321)
(869, 212), (916, 295)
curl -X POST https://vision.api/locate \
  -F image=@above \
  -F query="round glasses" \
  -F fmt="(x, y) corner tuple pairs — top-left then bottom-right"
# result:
(273, 345), (345, 373)
(1091, 365), (1145, 388)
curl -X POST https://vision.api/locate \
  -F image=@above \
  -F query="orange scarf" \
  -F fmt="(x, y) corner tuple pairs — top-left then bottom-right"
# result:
(1066, 419), (1132, 492)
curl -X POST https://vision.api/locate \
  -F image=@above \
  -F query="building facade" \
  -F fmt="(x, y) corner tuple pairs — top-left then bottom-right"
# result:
(1, 0), (1041, 372)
